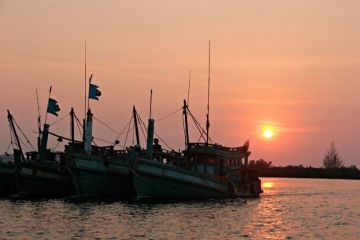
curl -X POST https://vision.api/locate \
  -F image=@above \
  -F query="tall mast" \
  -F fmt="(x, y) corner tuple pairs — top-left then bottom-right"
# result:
(35, 88), (41, 136)
(84, 41), (87, 120)
(183, 99), (190, 148)
(7, 110), (25, 162)
(70, 108), (75, 145)
(149, 89), (153, 119)
(206, 40), (211, 144)
(187, 70), (191, 105)
(133, 106), (140, 146)
(44, 86), (52, 125)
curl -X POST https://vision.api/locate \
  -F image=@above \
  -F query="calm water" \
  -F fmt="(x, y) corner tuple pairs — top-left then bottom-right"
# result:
(1, 178), (359, 240)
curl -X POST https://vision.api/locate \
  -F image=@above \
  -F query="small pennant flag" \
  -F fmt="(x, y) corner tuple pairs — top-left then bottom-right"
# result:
(47, 98), (60, 116)
(89, 83), (101, 100)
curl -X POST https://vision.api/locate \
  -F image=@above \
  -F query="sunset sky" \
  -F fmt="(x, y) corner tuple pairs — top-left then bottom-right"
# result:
(1, 0), (360, 167)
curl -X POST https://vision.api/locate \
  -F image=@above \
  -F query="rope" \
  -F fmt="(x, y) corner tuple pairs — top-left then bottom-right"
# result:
(108, 112), (131, 125)
(93, 116), (121, 134)
(137, 114), (175, 151)
(154, 132), (175, 151)
(138, 115), (147, 143)
(12, 118), (36, 151)
(115, 114), (133, 142)
(122, 115), (133, 149)
(93, 137), (114, 145)
(52, 141), (61, 151)
(48, 113), (69, 127)
(156, 107), (182, 122)
(188, 109), (213, 143)
(74, 113), (83, 139)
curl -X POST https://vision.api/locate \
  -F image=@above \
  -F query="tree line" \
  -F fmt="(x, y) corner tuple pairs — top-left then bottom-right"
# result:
(248, 142), (360, 179)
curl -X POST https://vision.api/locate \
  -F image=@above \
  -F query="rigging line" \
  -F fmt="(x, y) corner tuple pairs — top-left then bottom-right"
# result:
(93, 137), (114, 145)
(187, 109), (213, 143)
(12, 118), (36, 151)
(135, 112), (147, 143)
(73, 113), (84, 128)
(137, 112), (175, 151)
(122, 115), (133, 149)
(138, 116), (147, 143)
(108, 112), (131, 125)
(48, 113), (69, 127)
(155, 107), (182, 122)
(188, 111), (206, 142)
(93, 116), (121, 134)
(74, 115), (84, 139)
(154, 132), (174, 151)
(137, 114), (148, 139)
(51, 141), (61, 152)
(132, 119), (135, 145)
(115, 114), (133, 141)
(4, 141), (12, 154)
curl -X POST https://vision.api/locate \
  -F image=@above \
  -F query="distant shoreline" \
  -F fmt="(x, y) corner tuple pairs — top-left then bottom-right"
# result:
(251, 166), (360, 180)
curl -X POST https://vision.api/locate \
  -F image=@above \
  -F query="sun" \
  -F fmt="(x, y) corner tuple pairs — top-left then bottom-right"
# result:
(263, 129), (273, 139)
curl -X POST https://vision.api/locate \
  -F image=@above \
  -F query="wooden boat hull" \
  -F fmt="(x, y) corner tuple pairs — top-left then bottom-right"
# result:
(131, 153), (262, 199)
(16, 162), (73, 198)
(69, 155), (135, 199)
(132, 158), (237, 199)
(0, 161), (16, 196)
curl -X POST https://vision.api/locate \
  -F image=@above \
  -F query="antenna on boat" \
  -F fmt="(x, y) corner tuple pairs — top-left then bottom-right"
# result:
(84, 41), (87, 120)
(44, 86), (52, 125)
(149, 89), (153, 119)
(187, 70), (191, 105)
(133, 106), (140, 146)
(87, 74), (93, 112)
(206, 40), (211, 145)
(35, 88), (41, 134)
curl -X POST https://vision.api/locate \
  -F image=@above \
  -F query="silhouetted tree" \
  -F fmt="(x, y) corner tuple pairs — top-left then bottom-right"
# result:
(323, 142), (343, 168)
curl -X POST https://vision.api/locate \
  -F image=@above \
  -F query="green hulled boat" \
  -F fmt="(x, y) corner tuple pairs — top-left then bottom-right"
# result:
(7, 109), (74, 198)
(67, 109), (135, 199)
(130, 143), (262, 199)
(0, 157), (16, 196)
(15, 151), (73, 197)
(129, 100), (262, 199)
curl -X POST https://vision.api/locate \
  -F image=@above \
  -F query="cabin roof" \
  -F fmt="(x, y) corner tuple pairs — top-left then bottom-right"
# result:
(184, 142), (250, 158)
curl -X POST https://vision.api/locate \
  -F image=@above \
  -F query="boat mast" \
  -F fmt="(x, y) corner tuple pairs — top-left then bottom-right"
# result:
(70, 108), (75, 145)
(183, 99), (190, 148)
(206, 40), (211, 145)
(133, 106), (140, 146)
(7, 110), (25, 162)
(146, 90), (154, 160)
(84, 41), (87, 120)
(35, 88), (42, 151)
(187, 70), (191, 105)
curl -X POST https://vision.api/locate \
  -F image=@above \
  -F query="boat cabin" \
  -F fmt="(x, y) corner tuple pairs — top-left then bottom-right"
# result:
(183, 142), (250, 177)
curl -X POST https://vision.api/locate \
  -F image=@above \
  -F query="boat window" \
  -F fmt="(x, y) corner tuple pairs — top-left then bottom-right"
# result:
(197, 164), (205, 174)
(206, 165), (215, 175)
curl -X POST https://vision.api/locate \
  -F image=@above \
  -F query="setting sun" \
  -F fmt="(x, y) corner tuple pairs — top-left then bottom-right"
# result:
(263, 129), (273, 139)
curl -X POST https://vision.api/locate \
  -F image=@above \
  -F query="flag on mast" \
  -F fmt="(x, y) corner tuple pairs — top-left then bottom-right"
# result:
(47, 98), (60, 116)
(89, 83), (101, 100)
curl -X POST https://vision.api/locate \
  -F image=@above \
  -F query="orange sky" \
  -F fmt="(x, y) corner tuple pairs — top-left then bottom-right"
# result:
(1, 0), (360, 167)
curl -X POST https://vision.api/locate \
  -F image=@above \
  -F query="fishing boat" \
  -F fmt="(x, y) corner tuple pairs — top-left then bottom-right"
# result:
(66, 72), (136, 199)
(7, 89), (74, 198)
(129, 100), (262, 199)
(66, 110), (135, 199)
(0, 154), (16, 196)
(129, 42), (262, 199)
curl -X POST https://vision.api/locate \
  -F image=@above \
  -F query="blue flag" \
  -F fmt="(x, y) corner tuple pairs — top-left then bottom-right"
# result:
(47, 98), (60, 116)
(89, 83), (101, 100)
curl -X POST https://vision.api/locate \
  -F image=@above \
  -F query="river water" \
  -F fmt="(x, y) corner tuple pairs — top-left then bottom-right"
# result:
(0, 178), (359, 240)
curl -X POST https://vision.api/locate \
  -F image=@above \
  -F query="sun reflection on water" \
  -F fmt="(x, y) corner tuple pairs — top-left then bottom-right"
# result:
(263, 181), (274, 189)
